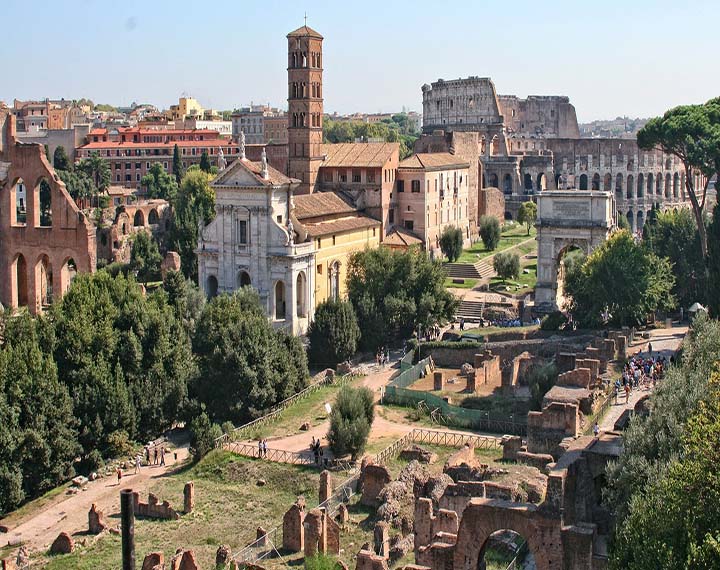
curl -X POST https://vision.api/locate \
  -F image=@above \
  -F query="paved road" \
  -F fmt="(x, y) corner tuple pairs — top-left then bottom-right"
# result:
(600, 323), (687, 432)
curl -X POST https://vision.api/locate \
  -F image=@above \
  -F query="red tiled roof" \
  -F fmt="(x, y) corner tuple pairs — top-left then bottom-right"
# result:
(293, 192), (357, 220)
(399, 152), (469, 170)
(78, 139), (236, 150)
(383, 227), (423, 247)
(287, 25), (323, 39)
(319, 142), (399, 168)
(302, 215), (379, 237)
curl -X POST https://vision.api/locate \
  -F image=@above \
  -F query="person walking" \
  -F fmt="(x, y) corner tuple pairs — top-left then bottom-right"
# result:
(648, 342), (653, 356)
(593, 422), (600, 437)
(625, 383), (631, 404)
(134, 455), (141, 474)
(116, 467), (123, 486)
(153, 447), (158, 465)
(160, 447), (166, 466)
(258, 439), (263, 458)
(145, 446), (150, 465)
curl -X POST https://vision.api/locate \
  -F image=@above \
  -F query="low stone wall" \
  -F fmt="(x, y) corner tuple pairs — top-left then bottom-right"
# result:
(132, 492), (180, 520)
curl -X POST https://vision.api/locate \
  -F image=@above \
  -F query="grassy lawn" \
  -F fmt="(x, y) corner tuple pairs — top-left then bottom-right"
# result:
(489, 261), (537, 295)
(444, 277), (478, 289)
(235, 375), (364, 441)
(459, 324), (539, 338)
(44, 451), (321, 570)
(456, 224), (536, 264)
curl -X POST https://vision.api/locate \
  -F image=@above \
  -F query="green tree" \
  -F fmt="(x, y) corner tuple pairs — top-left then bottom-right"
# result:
(479, 215), (501, 251)
(0, 313), (79, 515)
(605, 314), (720, 528)
(708, 204), (720, 317)
(637, 99), (720, 258)
(192, 291), (309, 423)
(327, 386), (375, 460)
(53, 145), (71, 171)
(617, 213), (631, 231)
(130, 231), (162, 282)
(439, 226), (464, 262)
(517, 201), (537, 235)
(566, 230), (675, 327)
(642, 208), (705, 309)
(57, 168), (96, 201)
(493, 252), (520, 283)
(52, 272), (195, 458)
(172, 144), (185, 185)
(199, 150), (211, 173)
(189, 411), (222, 461)
(346, 247), (458, 350)
(169, 169), (216, 280)
(141, 162), (178, 201)
(162, 270), (206, 332)
(307, 299), (360, 368)
(527, 362), (558, 411)
(609, 369), (720, 570)
(78, 151), (111, 194)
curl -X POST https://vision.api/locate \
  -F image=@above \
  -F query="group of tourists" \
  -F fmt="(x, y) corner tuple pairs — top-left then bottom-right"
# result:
(310, 436), (324, 465)
(116, 444), (168, 484)
(614, 344), (667, 404)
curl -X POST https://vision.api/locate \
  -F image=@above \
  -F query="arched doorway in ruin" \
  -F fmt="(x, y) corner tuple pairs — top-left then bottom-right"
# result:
(555, 244), (586, 311)
(579, 174), (588, 190)
(536, 173), (547, 192)
(12, 253), (29, 308)
(452, 500), (566, 570)
(476, 529), (536, 570)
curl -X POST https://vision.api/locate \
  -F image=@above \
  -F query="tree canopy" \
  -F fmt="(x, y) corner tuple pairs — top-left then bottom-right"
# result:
(439, 226), (464, 262)
(637, 99), (720, 258)
(323, 115), (419, 159)
(169, 169), (216, 280)
(564, 230), (675, 327)
(493, 252), (520, 283)
(346, 247), (458, 350)
(172, 144), (185, 185)
(479, 216), (501, 251)
(141, 162), (178, 201)
(78, 152), (111, 193)
(191, 290), (309, 424)
(517, 201), (537, 235)
(53, 145), (71, 171)
(307, 299), (360, 368)
(327, 385), (374, 460)
(130, 231), (162, 282)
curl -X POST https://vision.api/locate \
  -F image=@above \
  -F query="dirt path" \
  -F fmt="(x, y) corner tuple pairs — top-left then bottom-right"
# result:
(599, 324), (687, 432)
(4, 446), (190, 552)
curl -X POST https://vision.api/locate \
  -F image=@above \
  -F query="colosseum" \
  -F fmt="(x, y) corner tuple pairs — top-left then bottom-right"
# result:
(419, 76), (693, 230)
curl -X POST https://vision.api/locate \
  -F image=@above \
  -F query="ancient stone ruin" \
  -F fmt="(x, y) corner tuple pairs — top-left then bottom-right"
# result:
(88, 503), (108, 534)
(49, 531), (75, 555)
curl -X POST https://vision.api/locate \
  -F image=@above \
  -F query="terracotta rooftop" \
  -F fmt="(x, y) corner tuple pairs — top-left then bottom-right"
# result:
(213, 157), (296, 187)
(79, 139), (237, 150)
(302, 215), (380, 237)
(287, 25), (323, 39)
(399, 152), (469, 170)
(319, 142), (399, 168)
(383, 227), (423, 247)
(293, 192), (357, 220)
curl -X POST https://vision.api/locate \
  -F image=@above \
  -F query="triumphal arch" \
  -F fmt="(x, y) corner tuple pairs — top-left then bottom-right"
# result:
(534, 191), (616, 313)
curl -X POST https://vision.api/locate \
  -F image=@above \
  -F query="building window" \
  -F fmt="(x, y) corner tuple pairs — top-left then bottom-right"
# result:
(389, 208), (394, 224)
(135, 163), (141, 169)
(404, 220), (414, 230)
(397, 180), (405, 192)
(367, 172), (375, 183)
(411, 180), (420, 193)
(317, 264), (323, 274)
(332, 235), (336, 245)
(324, 171), (333, 182)
(340, 172), (347, 183)
(238, 220), (248, 244)
(352, 170), (361, 183)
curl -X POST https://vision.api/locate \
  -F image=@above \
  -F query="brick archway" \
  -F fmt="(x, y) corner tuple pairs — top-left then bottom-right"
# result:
(453, 499), (562, 570)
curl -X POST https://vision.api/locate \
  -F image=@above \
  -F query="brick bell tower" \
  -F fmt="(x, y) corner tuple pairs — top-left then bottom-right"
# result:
(287, 23), (324, 194)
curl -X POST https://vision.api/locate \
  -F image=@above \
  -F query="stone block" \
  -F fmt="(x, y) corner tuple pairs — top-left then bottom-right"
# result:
(256, 527), (267, 546)
(282, 498), (305, 552)
(501, 436), (523, 461)
(325, 512), (341, 555)
(88, 503), (108, 534)
(170, 549), (199, 570)
(360, 464), (391, 507)
(515, 451), (554, 472)
(337, 504), (350, 526)
(355, 549), (389, 570)
(373, 521), (390, 558)
(433, 509), (458, 536)
(215, 545), (232, 567)
(49, 532), (74, 555)
(557, 368), (591, 389)
(142, 552), (164, 570)
(433, 371), (444, 391)
(304, 508), (326, 557)
(556, 352), (577, 373)
(319, 470), (332, 505)
(183, 482), (194, 513)
(161, 251), (182, 279)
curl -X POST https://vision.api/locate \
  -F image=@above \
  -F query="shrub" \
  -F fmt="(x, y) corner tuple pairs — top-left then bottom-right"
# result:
(439, 225), (464, 262)
(327, 386), (375, 460)
(526, 362), (558, 410)
(106, 430), (134, 458)
(308, 299), (360, 368)
(479, 215), (501, 250)
(493, 252), (520, 282)
(305, 554), (342, 570)
(540, 311), (567, 331)
(189, 412), (222, 461)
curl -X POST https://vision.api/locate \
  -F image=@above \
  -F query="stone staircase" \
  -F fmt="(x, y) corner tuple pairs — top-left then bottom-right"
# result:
(444, 260), (495, 280)
(456, 300), (485, 320)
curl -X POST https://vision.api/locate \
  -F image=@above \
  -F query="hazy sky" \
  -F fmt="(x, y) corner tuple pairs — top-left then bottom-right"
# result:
(3, 0), (719, 122)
